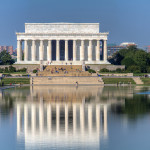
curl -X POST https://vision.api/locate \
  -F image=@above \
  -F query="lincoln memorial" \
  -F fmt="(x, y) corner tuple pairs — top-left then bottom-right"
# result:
(16, 23), (109, 65)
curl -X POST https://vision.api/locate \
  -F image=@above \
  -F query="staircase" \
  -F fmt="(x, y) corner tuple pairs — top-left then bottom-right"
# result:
(38, 65), (91, 77)
(132, 77), (143, 85)
(30, 77), (104, 85)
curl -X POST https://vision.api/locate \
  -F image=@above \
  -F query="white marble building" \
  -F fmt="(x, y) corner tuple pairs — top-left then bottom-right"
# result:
(16, 23), (109, 65)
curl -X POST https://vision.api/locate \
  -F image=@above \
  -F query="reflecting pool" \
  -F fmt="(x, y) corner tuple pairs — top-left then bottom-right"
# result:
(0, 86), (150, 150)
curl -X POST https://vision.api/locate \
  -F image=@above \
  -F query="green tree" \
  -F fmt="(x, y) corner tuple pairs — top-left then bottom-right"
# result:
(133, 50), (148, 67)
(109, 45), (150, 73)
(121, 57), (136, 68)
(147, 67), (150, 73)
(0, 50), (15, 65)
(109, 52), (124, 65)
(127, 65), (141, 73)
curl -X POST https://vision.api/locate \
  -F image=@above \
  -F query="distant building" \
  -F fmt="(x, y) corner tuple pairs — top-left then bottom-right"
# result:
(13, 49), (17, 55)
(108, 42), (137, 57)
(0, 45), (13, 55)
(120, 42), (137, 47)
(145, 46), (150, 53)
(107, 44), (125, 57)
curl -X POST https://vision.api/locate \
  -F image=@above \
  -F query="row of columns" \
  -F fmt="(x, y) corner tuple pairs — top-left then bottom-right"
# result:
(17, 39), (107, 62)
(17, 103), (108, 138)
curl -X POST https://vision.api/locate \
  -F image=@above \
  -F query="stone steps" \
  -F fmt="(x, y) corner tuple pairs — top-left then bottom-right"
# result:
(31, 77), (104, 85)
(43, 65), (82, 72)
(132, 77), (143, 85)
(38, 72), (91, 77)
(38, 65), (91, 76)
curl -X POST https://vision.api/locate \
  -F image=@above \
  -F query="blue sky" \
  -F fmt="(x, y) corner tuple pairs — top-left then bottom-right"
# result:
(0, 0), (150, 49)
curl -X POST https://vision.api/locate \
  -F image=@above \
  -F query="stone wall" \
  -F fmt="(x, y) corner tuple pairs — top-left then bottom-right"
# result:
(101, 73), (133, 77)
(0, 64), (125, 73)
(86, 64), (125, 71)
(0, 65), (40, 72)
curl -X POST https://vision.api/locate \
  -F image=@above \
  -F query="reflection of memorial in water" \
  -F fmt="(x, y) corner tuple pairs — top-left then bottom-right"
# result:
(16, 86), (125, 149)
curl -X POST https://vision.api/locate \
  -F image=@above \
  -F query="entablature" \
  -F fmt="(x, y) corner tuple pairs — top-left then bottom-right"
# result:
(16, 32), (109, 41)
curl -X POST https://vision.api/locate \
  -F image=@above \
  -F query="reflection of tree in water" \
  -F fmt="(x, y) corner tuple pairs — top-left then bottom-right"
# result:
(111, 94), (150, 120)
(0, 86), (30, 118)
(99, 86), (133, 102)
(0, 93), (14, 118)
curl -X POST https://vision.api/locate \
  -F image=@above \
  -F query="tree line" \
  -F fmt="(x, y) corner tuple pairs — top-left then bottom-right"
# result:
(109, 45), (150, 73)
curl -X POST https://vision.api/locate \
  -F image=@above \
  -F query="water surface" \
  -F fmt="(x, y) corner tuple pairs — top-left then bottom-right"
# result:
(0, 86), (150, 150)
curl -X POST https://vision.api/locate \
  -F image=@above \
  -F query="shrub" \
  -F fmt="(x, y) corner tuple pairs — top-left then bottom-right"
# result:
(4, 67), (9, 73)
(0, 68), (4, 73)
(116, 68), (123, 73)
(9, 65), (16, 72)
(100, 68), (109, 72)
(4, 74), (12, 77)
(17, 68), (27, 72)
(33, 69), (37, 73)
(88, 69), (96, 73)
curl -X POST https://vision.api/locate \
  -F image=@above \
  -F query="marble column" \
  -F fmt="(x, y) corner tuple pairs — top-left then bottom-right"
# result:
(39, 40), (44, 61)
(56, 40), (60, 61)
(32, 40), (36, 61)
(104, 40), (107, 62)
(17, 40), (22, 62)
(65, 40), (68, 61)
(88, 40), (92, 61)
(47, 40), (52, 62)
(73, 40), (76, 61)
(24, 40), (28, 61)
(80, 40), (85, 61)
(96, 40), (100, 61)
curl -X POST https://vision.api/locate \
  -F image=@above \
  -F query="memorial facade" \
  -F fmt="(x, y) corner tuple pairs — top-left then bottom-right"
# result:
(16, 23), (109, 65)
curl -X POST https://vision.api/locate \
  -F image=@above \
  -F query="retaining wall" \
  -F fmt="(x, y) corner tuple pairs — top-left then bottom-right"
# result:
(0, 64), (40, 72)
(86, 64), (125, 71)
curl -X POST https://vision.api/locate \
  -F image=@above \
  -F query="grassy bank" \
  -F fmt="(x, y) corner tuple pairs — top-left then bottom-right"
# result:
(102, 78), (136, 84)
(141, 78), (150, 85)
(2, 78), (30, 85)
(2, 72), (27, 74)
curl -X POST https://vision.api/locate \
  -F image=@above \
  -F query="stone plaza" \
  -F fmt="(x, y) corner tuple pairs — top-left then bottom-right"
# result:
(16, 23), (109, 65)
